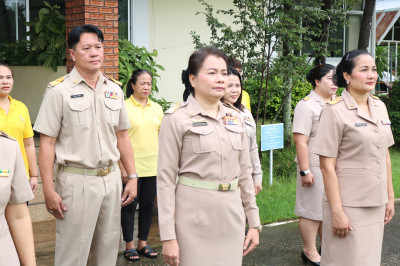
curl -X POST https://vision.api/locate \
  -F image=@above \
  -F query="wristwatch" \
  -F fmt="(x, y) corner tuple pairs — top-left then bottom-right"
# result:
(253, 225), (262, 233)
(300, 169), (311, 176)
(127, 174), (139, 179)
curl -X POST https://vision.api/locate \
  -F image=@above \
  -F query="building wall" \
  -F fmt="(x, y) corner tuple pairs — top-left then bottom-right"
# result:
(148, 0), (236, 103)
(10, 66), (67, 123)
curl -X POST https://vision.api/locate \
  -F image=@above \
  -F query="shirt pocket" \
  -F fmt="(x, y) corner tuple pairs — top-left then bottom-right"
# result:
(104, 98), (122, 125)
(189, 126), (217, 153)
(225, 125), (245, 150)
(244, 119), (255, 139)
(68, 99), (91, 126)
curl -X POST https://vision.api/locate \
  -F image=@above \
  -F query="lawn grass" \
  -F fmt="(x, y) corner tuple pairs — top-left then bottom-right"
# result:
(256, 145), (400, 225)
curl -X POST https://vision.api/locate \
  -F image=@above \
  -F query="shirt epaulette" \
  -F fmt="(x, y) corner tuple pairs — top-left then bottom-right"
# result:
(369, 93), (380, 100)
(0, 131), (16, 141)
(302, 96), (310, 101)
(49, 76), (66, 87)
(165, 102), (183, 114)
(223, 102), (241, 113)
(328, 97), (341, 105)
(104, 75), (122, 86)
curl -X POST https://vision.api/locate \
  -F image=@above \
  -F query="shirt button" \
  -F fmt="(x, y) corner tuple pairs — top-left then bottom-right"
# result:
(378, 175), (382, 179)
(377, 160), (381, 164)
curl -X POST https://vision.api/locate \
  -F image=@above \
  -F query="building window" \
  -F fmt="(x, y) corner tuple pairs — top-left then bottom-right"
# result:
(118, 0), (129, 40)
(0, 0), (27, 43)
(0, 0), (64, 44)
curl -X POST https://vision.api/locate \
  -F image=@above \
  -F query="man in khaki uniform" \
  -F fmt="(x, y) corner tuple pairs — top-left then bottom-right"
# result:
(34, 25), (138, 266)
(0, 131), (35, 266)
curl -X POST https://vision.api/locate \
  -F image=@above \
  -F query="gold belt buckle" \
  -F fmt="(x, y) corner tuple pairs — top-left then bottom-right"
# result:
(219, 183), (231, 191)
(97, 167), (110, 176)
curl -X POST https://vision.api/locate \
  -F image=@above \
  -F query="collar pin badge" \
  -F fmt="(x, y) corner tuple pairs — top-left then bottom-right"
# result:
(382, 120), (391, 125)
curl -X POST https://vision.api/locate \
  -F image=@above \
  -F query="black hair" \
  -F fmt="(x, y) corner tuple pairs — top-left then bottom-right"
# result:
(126, 69), (152, 98)
(226, 67), (244, 111)
(182, 46), (228, 101)
(306, 64), (335, 88)
(336, 50), (371, 88)
(227, 57), (242, 70)
(0, 62), (13, 77)
(67, 24), (104, 50)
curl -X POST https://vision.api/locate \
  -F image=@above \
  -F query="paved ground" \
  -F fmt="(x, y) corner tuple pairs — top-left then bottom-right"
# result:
(35, 201), (400, 265)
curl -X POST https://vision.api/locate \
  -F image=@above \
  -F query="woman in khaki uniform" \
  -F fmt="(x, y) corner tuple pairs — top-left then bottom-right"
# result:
(293, 64), (337, 265)
(157, 47), (261, 266)
(312, 50), (395, 266)
(0, 131), (35, 266)
(222, 67), (263, 194)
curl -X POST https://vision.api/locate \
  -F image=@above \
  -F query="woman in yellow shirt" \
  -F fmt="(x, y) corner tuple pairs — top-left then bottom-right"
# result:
(120, 69), (163, 262)
(0, 63), (38, 193)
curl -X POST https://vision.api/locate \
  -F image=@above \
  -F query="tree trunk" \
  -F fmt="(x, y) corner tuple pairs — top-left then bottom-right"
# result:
(283, 82), (292, 147)
(358, 0), (376, 50)
(282, 3), (292, 147)
(315, 0), (333, 65)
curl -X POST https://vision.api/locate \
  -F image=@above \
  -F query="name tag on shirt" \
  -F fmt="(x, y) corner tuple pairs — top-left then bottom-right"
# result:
(192, 117), (208, 126)
(355, 123), (367, 127)
(71, 94), (84, 98)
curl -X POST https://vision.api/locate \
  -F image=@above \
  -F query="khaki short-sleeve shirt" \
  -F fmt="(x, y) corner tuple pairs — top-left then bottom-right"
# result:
(293, 90), (330, 167)
(312, 89), (394, 207)
(241, 108), (263, 183)
(157, 95), (260, 240)
(0, 132), (34, 266)
(33, 67), (130, 168)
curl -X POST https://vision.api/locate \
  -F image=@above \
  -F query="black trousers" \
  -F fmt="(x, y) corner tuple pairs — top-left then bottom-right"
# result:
(121, 176), (157, 242)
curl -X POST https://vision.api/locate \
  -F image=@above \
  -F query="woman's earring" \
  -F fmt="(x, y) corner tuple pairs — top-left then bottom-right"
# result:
(346, 80), (349, 85)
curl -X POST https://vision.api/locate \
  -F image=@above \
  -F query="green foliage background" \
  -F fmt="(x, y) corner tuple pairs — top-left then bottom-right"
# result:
(383, 80), (400, 147)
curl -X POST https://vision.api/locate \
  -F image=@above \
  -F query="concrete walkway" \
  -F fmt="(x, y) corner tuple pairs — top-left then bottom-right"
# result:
(35, 202), (400, 265)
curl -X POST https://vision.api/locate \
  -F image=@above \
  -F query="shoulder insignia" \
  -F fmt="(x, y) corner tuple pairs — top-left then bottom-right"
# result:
(328, 97), (341, 105)
(104, 75), (122, 86)
(223, 102), (241, 113)
(302, 96), (310, 101)
(0, 131), (16, 141)
(49, 76), (65, 87)
(165, 102), (183, 114)
(369, 93), (380, 100)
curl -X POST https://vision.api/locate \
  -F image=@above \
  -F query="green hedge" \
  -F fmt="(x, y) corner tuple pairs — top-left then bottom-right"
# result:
(244, 76), (312, 120)
(384, 80), (400, 147)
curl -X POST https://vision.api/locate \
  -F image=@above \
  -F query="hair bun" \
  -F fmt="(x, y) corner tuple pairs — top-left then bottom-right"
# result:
(181, 69), (189, 84)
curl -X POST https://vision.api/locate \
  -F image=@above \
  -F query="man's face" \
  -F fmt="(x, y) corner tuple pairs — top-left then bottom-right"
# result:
(69, 32), (104, 74)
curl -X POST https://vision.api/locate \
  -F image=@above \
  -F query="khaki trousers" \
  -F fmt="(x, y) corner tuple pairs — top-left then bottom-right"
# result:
(54, 168), (122, 266)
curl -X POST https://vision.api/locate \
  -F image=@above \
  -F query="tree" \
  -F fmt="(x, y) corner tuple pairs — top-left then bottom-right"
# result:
(358, 0), (376, 50)
(314, 0), (334, 65)
(191, 0), (352, 147)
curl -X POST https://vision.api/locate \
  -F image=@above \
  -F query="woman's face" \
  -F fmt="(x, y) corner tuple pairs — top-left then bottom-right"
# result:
(0, 66), (13, 98)
(223, 74), (241, 104)
(189, 55), (228, 102)
(132, 73), (152, 100)
(344, 54), (378, 94)
(315, 70), (337, 96)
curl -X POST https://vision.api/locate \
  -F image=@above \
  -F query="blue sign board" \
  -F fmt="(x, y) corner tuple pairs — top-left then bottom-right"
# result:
(261, 123), (284, 151)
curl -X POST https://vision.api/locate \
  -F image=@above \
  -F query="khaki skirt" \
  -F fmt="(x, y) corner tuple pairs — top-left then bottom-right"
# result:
(321, 200), (385, 266)
(175, 183), (246, 266)
(295, 165), (324, 221)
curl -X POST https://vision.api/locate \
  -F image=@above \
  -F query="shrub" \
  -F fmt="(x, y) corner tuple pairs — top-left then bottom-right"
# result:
(25, 1), (66, 71)
(118, 39), (171, 111)
(245, 76), (312, 120)
(386, 80), (400, 147)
